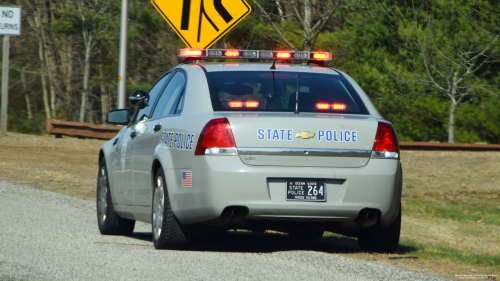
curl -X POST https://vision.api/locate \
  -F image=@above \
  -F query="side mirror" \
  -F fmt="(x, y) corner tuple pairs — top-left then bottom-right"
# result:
(107, 109), (130, 125)
(129, 90), (149, 107)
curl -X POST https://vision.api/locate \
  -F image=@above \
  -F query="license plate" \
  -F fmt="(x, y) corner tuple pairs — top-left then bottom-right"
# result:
(286, 181), (326, 202)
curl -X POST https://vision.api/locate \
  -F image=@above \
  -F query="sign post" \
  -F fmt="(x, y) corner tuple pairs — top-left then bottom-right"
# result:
(117, 0), (128, 110)
(0, 6), (21, 136)
(151, 0), (251, 49)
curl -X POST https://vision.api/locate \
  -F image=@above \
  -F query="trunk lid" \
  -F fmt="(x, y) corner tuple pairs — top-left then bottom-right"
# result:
(221, 112), (377, 168)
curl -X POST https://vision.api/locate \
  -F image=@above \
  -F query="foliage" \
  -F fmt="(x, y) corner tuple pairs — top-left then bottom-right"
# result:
(327, 0), (500, 143)
(2, 0), (499, 143)
(8, 110), (46, 135)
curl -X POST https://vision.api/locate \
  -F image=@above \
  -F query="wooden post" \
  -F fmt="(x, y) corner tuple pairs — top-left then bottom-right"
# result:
(1, 35), (9, 136)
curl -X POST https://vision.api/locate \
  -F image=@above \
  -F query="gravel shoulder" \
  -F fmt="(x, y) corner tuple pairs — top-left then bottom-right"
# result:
(0, 181), (446, 281)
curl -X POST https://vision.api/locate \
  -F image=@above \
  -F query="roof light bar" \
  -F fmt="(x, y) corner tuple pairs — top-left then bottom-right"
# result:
(177, 48), (332, 62)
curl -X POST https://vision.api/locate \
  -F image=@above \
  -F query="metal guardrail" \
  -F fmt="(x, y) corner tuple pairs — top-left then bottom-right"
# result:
(399, 141), (500, 151)
(46, 119), (500, 151)
(46, 119), (122, 140)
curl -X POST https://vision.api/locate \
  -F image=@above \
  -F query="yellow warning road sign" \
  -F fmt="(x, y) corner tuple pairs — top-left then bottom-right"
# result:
(152, 0), (251, 49)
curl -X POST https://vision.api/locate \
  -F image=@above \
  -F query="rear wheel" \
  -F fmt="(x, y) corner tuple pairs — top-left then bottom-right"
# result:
(96, 158), (135, 235)
(152, 167), (192, 249)
(357, 207), (401, 253)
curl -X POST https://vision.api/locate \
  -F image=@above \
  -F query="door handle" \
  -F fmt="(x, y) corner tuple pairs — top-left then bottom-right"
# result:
(153, 124), (162, 133)
(130, 131), (137, 139)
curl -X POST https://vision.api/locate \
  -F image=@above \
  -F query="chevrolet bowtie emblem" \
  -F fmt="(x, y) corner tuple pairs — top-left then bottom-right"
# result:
(296, 131), (315, 139)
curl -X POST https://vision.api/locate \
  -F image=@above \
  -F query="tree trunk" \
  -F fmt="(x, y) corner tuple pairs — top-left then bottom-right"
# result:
(79, 51), (91, 123)
(39, 42), (51, 119)
(276, 1), (284, 24)
(99, 64), (107, 124)
(41, 23), (56, 117)
(33, 4), (51, 119)
(63, 38), (73, 101)
(35, 1), (57, 118)
(20, 69), (32, 119)
(303, 0), (312, 51)
(448, 101), (456, 144)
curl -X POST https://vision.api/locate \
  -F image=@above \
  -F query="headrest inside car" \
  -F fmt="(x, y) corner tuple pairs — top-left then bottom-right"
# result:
(222, 84), (254, 96)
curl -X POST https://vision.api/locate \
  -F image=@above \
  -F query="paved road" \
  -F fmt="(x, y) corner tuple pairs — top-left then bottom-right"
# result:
(0, 182), (446, 281)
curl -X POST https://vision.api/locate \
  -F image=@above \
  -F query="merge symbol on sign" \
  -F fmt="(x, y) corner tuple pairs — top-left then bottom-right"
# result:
(152, 0), (251, 49)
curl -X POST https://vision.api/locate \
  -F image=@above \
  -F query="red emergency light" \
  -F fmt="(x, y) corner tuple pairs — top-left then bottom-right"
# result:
(228, 101), (244, 108)
(316, 103), (331, 110)
(225, 50), (240, 57)
(276, 52), (292, 59)
(178, 49), (204, 57)
(316, 103), (347, 110)
(312, 53), (331, 60)
(332, 103), (347, 110)
(245, 101), (260, 108)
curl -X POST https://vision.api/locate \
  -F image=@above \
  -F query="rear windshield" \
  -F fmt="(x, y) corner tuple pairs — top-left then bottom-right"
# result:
(206, 71), (368, 114)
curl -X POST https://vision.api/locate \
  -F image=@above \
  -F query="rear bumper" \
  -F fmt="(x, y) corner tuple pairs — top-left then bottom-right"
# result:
(167, 156), (401, 228)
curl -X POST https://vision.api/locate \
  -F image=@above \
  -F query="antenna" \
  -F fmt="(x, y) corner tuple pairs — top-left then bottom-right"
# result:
(270, 58), (276, 70)
(294, 68), (299, 115)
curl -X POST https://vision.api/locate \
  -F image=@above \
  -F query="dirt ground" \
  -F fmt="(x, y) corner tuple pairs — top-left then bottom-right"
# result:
(0, 132), (498, 280)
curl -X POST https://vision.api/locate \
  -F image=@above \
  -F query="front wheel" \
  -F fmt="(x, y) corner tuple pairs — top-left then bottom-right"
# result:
(152, 167), (192, 249)
(96, 158), (135, 235)
(357, 207), (401, 253)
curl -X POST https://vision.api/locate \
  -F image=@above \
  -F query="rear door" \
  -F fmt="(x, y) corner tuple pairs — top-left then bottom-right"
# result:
(132, 70), (187, 206)
(112, 128), (135, 205)
(119, 72), (172, 206)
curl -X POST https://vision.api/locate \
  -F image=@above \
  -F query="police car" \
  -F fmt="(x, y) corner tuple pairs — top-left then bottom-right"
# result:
(97, 49), (402, 253)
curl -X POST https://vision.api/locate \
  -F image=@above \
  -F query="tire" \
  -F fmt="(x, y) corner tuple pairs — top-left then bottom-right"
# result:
(96, 158), (135, 236)
(357, 207), (401, 253)
(152, 167), (192, 249)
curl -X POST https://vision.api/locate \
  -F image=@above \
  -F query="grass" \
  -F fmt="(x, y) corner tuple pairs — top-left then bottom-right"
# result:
(399, 239), (500, 268)
(324, 231), (500, 269)
(402, 201), (500, 226)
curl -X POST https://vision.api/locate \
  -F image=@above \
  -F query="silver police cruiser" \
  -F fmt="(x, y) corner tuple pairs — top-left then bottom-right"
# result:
(97, 49), (402, 253)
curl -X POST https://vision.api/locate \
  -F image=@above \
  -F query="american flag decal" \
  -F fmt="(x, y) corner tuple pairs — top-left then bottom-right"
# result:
(182, 171), (192, 187)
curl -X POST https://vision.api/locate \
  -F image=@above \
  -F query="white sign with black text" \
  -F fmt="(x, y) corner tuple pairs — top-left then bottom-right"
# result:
(0, 6), (21, 36)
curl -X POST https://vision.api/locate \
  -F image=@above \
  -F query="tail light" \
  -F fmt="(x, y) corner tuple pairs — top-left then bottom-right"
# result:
(195, 118), (238, 156)
(371, 121), (399, 159)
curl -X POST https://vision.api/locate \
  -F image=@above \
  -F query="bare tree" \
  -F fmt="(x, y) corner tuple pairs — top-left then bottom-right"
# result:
(23, 0), (53, 119)
(73, 0), (115, 123)
(250, 0), (360, 51)
(388, 1), (500, 143)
